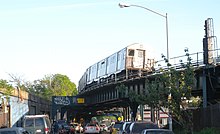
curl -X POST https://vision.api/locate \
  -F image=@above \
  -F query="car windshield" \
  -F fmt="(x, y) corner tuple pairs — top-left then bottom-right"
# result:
(35, 118), (44, 127)
(113, 123), (123, 128)
(25, 119), (34, 127)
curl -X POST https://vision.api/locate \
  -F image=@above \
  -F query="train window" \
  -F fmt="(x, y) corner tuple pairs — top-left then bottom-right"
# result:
(128, 49), (134, 56)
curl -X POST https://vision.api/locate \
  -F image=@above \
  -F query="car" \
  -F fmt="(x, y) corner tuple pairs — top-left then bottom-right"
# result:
(141, 129), (174, 134)
(118, 122), (131, 134)
(0, 127), (29, 134)
(22, 115), (51, 134)
(128, 122), (159, 134)
(84, 123), (100, 134)
(74, 124), (83, 134)
(110, 122), (124, 134)
(99, 123), (107, 132)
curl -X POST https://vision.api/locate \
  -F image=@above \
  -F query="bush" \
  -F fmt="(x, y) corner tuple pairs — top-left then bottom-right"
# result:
(194, 127), (220, 134)
(173, 127), (220, 134)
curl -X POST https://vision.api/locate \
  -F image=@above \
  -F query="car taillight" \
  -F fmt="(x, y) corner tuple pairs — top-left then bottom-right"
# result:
(45, 128), (49, 132)
(96, 127), (99, 130)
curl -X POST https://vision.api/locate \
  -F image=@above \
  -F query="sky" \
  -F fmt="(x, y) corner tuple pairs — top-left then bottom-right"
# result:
(0, 0), (219, 86)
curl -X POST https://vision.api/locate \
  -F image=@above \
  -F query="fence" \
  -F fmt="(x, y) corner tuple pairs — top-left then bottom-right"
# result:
(193, 103), (220, 130)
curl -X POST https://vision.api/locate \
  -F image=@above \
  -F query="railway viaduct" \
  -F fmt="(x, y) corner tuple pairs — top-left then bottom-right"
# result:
(51, 51), (220, 128)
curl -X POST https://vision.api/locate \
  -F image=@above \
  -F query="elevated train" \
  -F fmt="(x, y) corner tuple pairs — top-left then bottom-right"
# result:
(78, 43), (155, 94)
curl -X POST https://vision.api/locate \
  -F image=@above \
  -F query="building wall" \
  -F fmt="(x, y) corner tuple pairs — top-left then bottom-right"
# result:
(0, 88), (51, 127)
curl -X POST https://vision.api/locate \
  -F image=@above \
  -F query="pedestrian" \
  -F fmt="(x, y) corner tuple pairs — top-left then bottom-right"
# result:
(53, 121), (59, 134)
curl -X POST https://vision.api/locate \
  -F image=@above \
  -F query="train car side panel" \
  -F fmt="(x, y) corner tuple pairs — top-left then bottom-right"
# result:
(86, 68), (90, 84)
(107, 53), (117, 74)
(97, 59), (107, 78)
(117, 48), (126, 72)
(89, 63), (98, 82)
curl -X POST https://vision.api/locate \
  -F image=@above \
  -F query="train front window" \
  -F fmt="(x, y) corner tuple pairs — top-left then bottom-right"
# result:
(128, 49), (134, 56)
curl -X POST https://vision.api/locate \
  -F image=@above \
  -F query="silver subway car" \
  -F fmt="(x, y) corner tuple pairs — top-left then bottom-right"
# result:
(78, 43), (155, 93)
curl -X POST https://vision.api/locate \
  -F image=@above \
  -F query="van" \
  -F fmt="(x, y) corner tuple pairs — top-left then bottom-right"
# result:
(23, 115), (51, 134)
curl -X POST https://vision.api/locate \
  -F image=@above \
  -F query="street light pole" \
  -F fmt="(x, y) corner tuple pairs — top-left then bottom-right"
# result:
(119, 3), (171, 130)
(118, 3), (169, 61)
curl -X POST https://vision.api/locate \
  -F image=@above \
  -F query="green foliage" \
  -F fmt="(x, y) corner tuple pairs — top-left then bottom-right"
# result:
(194, 127), (220, 134)
(114, 49), (197, 130)
(26, 74), (77, 100)
(143, 49), (196, 133)
(51, 74), (77, 96)
(0, 79), (13, 98)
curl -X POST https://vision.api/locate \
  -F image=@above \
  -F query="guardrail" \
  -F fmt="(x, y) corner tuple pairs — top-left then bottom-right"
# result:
(154, 48), (220, 71)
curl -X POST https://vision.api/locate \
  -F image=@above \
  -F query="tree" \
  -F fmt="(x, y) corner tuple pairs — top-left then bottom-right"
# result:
(117, 49), (199, 131)
(143, 48), (199, 133)
(26, 78), (53, 100)
(8, 73), (25, 90)
(51, 74), (77, 96)
(26, 74), (77, 100)
(0, 79), (13, 99)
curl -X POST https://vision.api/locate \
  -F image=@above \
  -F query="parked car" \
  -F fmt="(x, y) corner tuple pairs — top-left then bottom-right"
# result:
(141, 129), (174, 134)
(0, 127), (29, 134)
(123, 122), (132, 134)
(110, 122), (124, 134)
(118, 122), (131, 134)
(84, 123), (100, 134)
(99, 123), (107, 132)
(22, 115), (51, 134)
(128, 122), (159, 134)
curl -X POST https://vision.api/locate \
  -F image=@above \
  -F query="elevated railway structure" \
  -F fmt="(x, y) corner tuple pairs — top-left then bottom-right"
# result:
(73, 18), (220, 120)
(52, 18), (220, 125)
(77, 18), (219, 106)
(78, 49), (220, 108)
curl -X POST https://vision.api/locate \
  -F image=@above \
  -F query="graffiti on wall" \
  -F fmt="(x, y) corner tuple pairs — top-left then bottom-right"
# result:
(53, 96), (70, 105)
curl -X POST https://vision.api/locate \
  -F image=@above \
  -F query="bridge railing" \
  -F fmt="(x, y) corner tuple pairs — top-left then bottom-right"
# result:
(154, 48), (220, 72)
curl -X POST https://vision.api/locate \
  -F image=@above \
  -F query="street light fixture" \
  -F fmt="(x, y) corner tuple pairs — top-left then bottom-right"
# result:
(118, 2), (171, 130)
(118, 3), (169, 62)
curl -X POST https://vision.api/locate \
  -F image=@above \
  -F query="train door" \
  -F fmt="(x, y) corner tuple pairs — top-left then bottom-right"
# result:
(133, 49), (145, 68)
